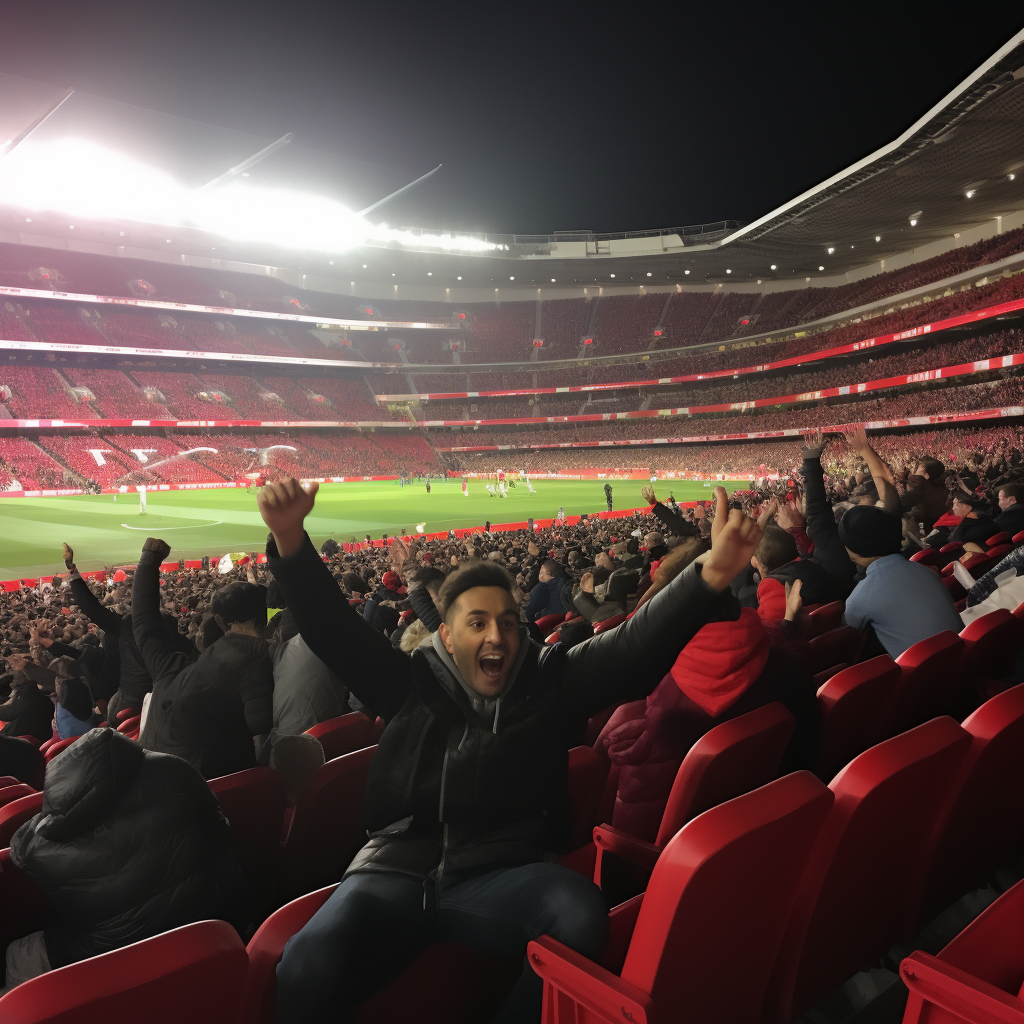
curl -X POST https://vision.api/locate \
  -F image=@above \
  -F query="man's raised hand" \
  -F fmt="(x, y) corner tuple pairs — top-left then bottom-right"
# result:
(756, 497), (779, 531)
(702, 508), (763, 592)
(258, 477), (319, 558)
(142, 537), (172, 562)
(62, 542), (77, 573)
(641, 486), (657, 506)
(801, 429), (826, 461)
(580, 572), (595, 595)
(709, 486), (730, 545)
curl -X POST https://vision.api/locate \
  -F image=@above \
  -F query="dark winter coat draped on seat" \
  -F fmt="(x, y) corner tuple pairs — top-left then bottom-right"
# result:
(10, 728), (240, 969)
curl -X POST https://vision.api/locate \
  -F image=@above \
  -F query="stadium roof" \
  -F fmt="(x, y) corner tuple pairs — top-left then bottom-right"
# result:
(1, 27), (1024, 291)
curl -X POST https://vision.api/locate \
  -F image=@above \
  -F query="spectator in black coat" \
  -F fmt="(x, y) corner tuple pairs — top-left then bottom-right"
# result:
(4, 729), (240, 992)
(258, 476), (764, 1024)
(0, 735), (44, 789)
(61, 543), (195, 724)
(134, 540), (274, 780)
(0, 659), (54, 743)
(993, 483), (1024, 537)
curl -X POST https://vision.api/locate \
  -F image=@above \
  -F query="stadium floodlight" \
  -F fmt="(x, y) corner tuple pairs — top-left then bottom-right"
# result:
(910, 219), (917, 226)
(726, 269), (731, 274)
(201, 133), (293, 189)
(965, 190), (975, 198)
(770, 264), (777, 270)
(1010, 174), (1016, 181)
(0, 87), (75, 159)
(818, 265), (824, 271)
(0, 140), (501, 255)
(684, 270), (690, 275)
(827, 247), (834, 254)
(875, 235), (881, 241)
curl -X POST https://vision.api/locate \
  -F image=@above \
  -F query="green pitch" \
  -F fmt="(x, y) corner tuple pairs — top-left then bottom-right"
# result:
(0, 478), (750, 579)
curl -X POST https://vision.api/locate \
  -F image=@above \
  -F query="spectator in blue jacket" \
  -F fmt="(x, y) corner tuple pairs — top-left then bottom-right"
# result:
(524, 560), (572, 622)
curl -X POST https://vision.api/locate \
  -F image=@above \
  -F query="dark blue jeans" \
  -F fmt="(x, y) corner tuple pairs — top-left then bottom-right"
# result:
(276, 862), (608, 1024)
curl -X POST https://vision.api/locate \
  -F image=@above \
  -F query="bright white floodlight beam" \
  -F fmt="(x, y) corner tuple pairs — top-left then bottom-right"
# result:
(202, 134), (293, 189)
(1, 87), (75, 159)
(357, 164), (442, 217)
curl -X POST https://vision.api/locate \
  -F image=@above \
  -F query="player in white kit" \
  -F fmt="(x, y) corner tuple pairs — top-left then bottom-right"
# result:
(138, 485), (148, 516)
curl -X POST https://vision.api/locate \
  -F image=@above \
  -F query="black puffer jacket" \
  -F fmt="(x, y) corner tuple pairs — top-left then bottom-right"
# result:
(0, 678), (54, 742)
(10, 729), (240, 969)
(267, 533), (736, 892)
(132, 549), (274, 780)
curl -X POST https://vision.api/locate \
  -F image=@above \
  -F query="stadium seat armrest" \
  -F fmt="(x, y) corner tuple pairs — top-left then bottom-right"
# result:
(593, 824), (661, 871)
(900, 952), (1024, 1024)
(527, 934), (653, 1024)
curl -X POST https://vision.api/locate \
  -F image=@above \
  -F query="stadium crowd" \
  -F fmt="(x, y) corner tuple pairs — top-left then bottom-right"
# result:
(3, 410), (1024, 1016)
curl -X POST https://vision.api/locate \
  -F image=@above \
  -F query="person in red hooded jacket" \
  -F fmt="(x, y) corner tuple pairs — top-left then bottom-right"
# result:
(598, 601), (820, 844)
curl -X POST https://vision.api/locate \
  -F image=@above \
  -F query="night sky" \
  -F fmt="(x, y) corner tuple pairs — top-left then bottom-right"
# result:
(2, 3), (1022, 235)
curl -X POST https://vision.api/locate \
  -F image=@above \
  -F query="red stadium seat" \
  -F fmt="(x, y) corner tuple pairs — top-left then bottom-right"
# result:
(1013, 530), (1024, 545)
(957, 609), (1022, 705)
(806, 626), (863, 675)
(985, 532), (1012, 547)
(116, 715), (141, 736)
(530, 772), (834, 1024)
(281, 745), (375, 900)
(0, 791), (43, 847)
(593, 703), (796, 900)
(0, 920), (248, 1024)
(0, 782), (37, 808)
(244, 884), (522, 1024)
(763, 717), (971, 1024)
(797, 600), (844, 640)
(115, 706), (141, 722)
(875, 631), (965, 739)
(0, 776), (20, 788)
(43, 737), (82, 764)
(986, 543), (1015, 561)
(900, 878), (1024, 1024)
(208, 767), (287, 913)
(305, 712), (380, 761)
(593, 613), (627, 634)
(913, 683), (1024, 925)
(910, 548), (944, 568)
(534, 612), (566, 633)
(815, 655), (901, 781)
(564, 745), (611, 854)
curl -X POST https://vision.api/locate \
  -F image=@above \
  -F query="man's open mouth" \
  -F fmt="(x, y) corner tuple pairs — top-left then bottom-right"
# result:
(479, 654), (505, 680)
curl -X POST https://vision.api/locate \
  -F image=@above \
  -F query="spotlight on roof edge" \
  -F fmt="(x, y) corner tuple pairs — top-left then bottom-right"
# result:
(0, 138), (502, 254)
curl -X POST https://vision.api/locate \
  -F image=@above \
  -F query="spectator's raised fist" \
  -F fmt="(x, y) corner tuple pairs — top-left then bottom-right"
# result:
(258, 477), (319, 557)
(142, 537), (172, 561)
(702, 508), (763, 593)
(580, 572), (595, 594)
(62, 542), (77, 573)
(641, 486), (657, 506)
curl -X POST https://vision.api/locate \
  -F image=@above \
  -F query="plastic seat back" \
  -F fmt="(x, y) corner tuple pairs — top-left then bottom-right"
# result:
(208, 767), (287, 912)
(305, 711), (378, 761)
(531, 773), (833, 1024)
(799, 600), (844, 640)
(764, 717), (971, 1024)
(986, 543), (1016, 561)
(116, 715), (142, 736)
(959, 609), (1021, 685)
(43, 737), (79, 763)
(916, 683), (1024, 924)
(815, 656), (901, 781)
(565, 745), (611, 851)
(534, 611), (566, 633)
(654, 702), (796, 848)
(0, 791), (43, 847)
(0, 919), (247, 1024)
(593, 613), (628, 634)
(877, 631), (964, 738)
(282, 745), (376, 900)
(0, 782), (36, 808)
(900, 879), (1024, 1024)
(806, 626), (863, 674)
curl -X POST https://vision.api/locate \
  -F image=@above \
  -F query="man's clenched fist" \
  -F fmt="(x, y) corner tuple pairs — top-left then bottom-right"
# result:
(258, 477), (319, 557)
(142, 537), (172, 562)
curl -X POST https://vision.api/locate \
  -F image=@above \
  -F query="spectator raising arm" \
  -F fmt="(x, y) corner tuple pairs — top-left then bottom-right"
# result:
(131, 539), (193, 683)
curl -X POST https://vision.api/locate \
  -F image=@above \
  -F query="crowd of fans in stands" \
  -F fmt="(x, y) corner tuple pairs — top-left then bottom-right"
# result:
(4, 417), (1024, 1015)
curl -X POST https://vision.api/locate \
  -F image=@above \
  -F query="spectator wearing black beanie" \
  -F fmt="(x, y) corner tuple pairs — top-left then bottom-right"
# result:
(841, 506), (962, 657)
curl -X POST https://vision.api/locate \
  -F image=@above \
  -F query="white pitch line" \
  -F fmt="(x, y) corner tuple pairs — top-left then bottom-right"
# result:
(120, 521), (222, 531)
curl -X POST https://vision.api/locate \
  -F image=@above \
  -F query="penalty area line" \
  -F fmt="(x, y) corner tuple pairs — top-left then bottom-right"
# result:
(120, 520), (222, 531)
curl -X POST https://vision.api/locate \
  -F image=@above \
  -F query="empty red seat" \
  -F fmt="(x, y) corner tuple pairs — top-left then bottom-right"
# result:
(530, 772), (834, 1024)
(0, 775), (20, 788)
(1013, 530), (1024, 545)
(534, 612), (566, 633)
(0, 920), (248, 1023)
(208, 767), (287, 913)
(900, 877), (1024, 1024)
(875, 631), (965, 739)
(115, 706), (141, 722)
(985, 532), (1012, 547)
(305, 712), (380, 761)
(806, 626), (863, 675)
(42, 738), (79, 764)
(0, 782), (37, 808)
(913, 683), (1024, 925)
(815, 655), (901, 781)
(763, 717), (971, 1024)
(957, 609), (1022, 706)
(986, 543), (1016, 561)
(910, 548), (944, 568)
(593, 703), (796, 897)
(116, 715), (142, 736)
(0, 791), (43, 847)
(281, 745), (375, 899)
(798, 600), (844, 640)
